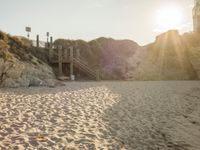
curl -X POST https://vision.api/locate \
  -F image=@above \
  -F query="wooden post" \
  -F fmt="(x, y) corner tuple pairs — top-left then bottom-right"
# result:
(36, 35), (39, 48)
(49, 47), (52, 62)
(64, 48), (68, 60)
(76, 49), (80, 59)
(49, 37), (53, 62)
(70, 47), (74, 80)
(76, 49), (80, 79)
(58, 45), (63, 76)
(50, 36), (53, 47)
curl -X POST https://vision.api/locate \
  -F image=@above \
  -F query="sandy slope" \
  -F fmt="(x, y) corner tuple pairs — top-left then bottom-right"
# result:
(0, 81), (200, 150)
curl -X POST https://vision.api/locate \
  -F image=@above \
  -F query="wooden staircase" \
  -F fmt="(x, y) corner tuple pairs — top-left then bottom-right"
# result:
(49, 46), (101, 80)
(73, 58), (100, 80)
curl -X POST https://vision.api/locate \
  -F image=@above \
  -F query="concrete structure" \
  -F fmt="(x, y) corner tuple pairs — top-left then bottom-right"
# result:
(193, 0), (200, 32)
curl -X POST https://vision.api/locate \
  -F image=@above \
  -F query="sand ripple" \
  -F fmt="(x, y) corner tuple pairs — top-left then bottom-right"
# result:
(0, 81), (200, 150)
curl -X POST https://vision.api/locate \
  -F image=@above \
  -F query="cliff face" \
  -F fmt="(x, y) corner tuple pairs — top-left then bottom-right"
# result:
(55, 32), (200, 80)
(148, 30), (197, 80)
(54, 38), (140, 79)
(96, 38), (139, 79)
(1, 30), (200, 86)
(130, 30), (200, 80)
(188, 47), (200, 79)
(0, 31), (56, 88)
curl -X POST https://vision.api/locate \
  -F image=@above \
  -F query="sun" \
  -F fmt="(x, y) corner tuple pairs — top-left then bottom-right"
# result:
(155, 5), (183, 32)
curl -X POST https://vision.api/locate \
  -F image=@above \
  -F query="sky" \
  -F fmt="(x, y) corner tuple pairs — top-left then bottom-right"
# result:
(0, 0), (195, 45)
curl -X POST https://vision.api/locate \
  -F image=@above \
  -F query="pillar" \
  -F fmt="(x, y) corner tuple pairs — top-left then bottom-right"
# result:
(50, 37), (53, 47)
(76, 49), (80, 79)
(58, 45), (63, 76)
(49, 37), (53, 62)
(64, 48), (68, 60)
(69, 47), (74, 80)
(36, 35), (39, 48)
(76, 49), (80, 59)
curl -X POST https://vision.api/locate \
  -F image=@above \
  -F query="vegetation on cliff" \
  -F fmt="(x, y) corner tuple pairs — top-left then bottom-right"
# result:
(1, 29), (200, 87)
(54, 37), (139, 79)
(130, 30), (200, 80)
(0, 31), (56, 87)
(54, 31), (200, 80)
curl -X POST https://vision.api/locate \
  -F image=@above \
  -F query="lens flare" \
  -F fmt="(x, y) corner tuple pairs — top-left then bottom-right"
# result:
(155, 5), (183, 32)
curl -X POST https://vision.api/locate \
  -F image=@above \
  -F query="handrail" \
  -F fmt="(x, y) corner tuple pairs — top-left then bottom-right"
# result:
(73, 58), (96, 75)
(49, 46), (101, 80)
(73, 58), (99, 79)
(74, 58), (102, 79)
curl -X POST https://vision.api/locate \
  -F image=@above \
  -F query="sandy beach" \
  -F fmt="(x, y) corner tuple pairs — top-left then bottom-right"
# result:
(0, 81), (200, 150)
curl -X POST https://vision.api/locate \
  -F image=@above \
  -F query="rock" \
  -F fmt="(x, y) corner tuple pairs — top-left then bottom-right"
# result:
(17, 77), (30, 87)
(4, 61), (13, 72)
(189, 47), (200, 79)
(6, 64), (23, 79)
(0, 59), (56, 88)
(29, 77), (46, 87)
(2, 78), (19, 88)
(45, 79), (56, 88)
(0, 31), (57, 88)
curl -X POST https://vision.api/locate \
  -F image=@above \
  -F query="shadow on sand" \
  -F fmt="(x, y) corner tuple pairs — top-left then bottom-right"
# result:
(102, 82), (200, 150)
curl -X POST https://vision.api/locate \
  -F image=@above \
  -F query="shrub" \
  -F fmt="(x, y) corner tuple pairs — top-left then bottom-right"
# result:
(0, 40), (14, 61)
(0, 31), (9, 42)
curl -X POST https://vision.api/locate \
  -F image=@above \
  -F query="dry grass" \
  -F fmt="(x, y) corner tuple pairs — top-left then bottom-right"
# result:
(0, 30), (47, 67)
(0, 40), (14, 62)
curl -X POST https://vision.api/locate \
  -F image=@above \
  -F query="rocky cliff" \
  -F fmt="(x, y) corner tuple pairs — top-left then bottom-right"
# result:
(1, 30), (200, 87)
(55, 32), (200, 80)
(54, 37), (140, 79)
(130, 30), (200, 80)
(0, 31), (56, 88)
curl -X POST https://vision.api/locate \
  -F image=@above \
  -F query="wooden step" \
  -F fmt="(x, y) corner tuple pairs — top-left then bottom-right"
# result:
(73, 58), (100, 80)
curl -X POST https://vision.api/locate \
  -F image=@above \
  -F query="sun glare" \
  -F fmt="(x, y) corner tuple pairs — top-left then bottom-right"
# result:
(155, 5), (183, 32)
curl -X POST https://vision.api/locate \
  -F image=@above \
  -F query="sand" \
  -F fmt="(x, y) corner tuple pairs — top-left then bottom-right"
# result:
(0, 81), (200, 150)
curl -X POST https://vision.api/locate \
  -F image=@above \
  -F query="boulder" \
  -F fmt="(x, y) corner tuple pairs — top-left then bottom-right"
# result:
(0, 31), (57, 88)
(45, 79), (56, 88)
(6, 64), (24, 79)
(17, 77), (30, 87)
(28, 77), (45, 87)
(2, 78), (19, 88)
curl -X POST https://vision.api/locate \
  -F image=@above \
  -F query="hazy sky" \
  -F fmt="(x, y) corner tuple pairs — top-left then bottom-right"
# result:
(0, 0), (194, 45)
